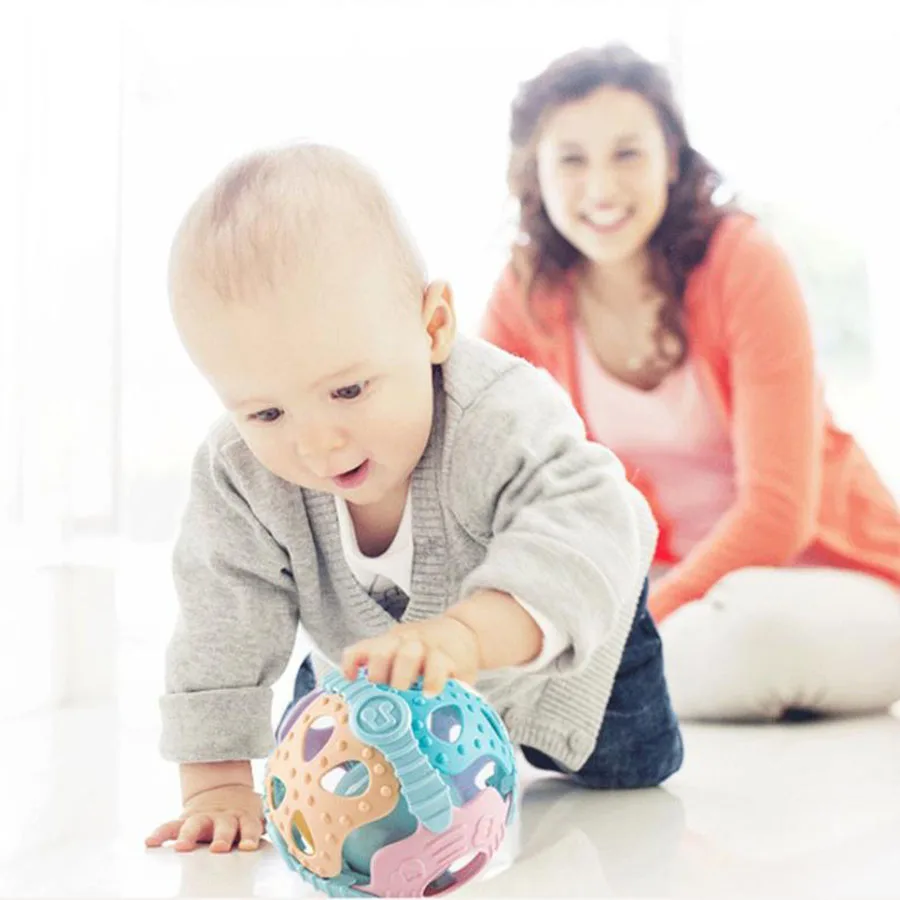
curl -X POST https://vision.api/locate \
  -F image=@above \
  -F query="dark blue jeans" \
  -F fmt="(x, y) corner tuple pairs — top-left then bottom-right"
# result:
(286, 578), (683, 790)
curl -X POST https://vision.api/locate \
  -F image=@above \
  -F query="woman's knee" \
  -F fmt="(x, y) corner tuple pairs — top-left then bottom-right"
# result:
(659, 583), (791, 720)
(659, 565), (900, 720)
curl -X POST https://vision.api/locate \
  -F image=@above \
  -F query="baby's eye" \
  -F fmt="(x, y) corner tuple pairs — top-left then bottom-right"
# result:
(331, 381), (369, 401)
(560, 154), (586, 166)
(615, 147), (641, 161)
(249, 407), (283, 423)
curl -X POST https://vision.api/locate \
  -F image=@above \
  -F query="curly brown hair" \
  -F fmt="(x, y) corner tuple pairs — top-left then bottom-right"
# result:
(507, 43), (735, 370)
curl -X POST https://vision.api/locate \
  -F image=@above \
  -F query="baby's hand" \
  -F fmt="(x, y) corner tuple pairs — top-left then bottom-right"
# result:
(342, 615), (480, 695)
(145, 783), (264, 853)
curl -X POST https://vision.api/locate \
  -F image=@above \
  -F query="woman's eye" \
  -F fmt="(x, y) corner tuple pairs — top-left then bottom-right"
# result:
(561, 155), (586, 166)
(331, 381), (369, 401)
(616, 147), (640, 160)
(249, 408), (283, 423)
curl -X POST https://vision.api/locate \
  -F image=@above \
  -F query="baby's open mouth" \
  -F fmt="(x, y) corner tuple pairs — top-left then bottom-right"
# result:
(331, 460), (371, 489)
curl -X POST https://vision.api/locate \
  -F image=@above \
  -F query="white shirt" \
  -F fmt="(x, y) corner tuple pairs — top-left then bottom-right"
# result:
(334, 492), (568, 672)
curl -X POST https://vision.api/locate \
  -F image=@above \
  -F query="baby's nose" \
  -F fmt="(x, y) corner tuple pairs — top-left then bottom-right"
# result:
(293, 429), (348, 472)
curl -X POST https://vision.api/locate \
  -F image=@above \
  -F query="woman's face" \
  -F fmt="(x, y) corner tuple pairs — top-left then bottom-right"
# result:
(536, 86), (675, 269)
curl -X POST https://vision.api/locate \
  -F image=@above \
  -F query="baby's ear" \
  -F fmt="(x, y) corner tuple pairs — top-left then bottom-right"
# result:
(423, 280), (457, 364)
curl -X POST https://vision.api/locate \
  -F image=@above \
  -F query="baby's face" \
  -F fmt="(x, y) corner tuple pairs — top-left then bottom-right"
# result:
(181, 256), (445, 511)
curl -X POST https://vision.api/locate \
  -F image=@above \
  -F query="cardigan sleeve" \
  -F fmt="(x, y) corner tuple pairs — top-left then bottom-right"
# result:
(650, 222), (824, 620)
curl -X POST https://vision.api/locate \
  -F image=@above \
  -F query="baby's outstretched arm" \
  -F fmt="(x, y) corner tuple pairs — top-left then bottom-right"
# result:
(153, 434), (302, 853)
(342, 588), (543, 693)
(145, 760), (263, 853)
(446, 358), (658, 678)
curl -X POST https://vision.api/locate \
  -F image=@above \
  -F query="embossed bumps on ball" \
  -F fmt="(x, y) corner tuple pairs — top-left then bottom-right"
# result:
(264, 670), (518, 898)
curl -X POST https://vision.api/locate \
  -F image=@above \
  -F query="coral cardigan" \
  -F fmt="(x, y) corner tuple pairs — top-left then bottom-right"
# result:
(480, 214), (900, 619)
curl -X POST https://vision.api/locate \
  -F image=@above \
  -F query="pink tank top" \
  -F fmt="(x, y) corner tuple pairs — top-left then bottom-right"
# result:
(574, 327), (835, 567)
(574, 325), (737, 559)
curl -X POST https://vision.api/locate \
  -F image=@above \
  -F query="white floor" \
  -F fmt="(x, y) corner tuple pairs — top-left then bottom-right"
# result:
(2, 542), (899, 898)
(3, 705), (900, 898)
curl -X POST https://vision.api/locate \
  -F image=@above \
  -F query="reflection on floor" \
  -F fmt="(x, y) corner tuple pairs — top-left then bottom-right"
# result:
(2, 706), (899, 898)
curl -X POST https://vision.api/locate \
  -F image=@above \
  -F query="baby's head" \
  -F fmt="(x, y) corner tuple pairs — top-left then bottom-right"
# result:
(169, 143), (456, 510)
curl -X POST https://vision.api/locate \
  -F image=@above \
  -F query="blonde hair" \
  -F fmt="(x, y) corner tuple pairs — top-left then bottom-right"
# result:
(168, 142), (428, 310)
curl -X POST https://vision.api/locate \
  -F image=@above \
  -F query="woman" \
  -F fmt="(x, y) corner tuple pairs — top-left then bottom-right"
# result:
(481, 44), (900, 721)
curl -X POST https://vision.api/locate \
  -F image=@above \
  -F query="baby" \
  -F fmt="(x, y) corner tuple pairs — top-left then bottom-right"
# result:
(145, 143), (682, 854)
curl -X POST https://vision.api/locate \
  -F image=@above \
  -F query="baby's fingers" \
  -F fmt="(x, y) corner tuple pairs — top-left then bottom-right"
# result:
(390, 640), (426, 692)
(174, 814), (214, 852)
(342, 640), (381, 682)
(238, 814), (264, 851)
(343, 635), (399, 685)
(422, 649), (454, 697)
(145, 819), (184, 848)
(210, 814), (240, 853)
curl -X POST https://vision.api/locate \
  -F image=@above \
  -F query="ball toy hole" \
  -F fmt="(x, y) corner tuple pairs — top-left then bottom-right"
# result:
(473, 761), (497, 792)
(303, 715), (336, 761)
(427, 705), (463, 743)
(321, 761), (370, 797)
(269, 776), (286, 811)
(290, 811), (315, 856)
(423, 851), (487, 895)
(277, 689), (323, 743)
